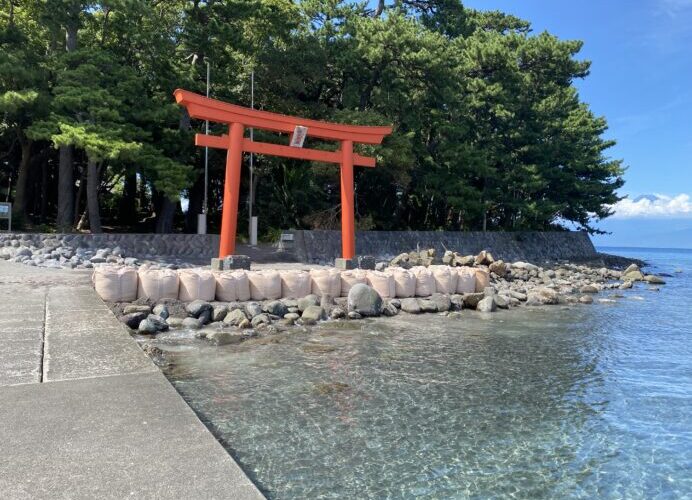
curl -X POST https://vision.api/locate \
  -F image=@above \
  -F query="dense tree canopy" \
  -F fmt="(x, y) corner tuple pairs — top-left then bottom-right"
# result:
(0, 0), (624, 235)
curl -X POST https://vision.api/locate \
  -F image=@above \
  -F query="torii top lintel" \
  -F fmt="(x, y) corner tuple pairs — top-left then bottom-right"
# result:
(173, 89), (393, 261)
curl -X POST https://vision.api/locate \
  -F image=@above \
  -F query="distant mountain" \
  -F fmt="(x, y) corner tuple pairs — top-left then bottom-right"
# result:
(632, 194), (659, 203)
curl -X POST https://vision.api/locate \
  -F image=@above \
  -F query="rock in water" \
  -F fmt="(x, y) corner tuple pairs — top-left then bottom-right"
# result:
(245, 302), (263, 318)
(580, 285), (599, 294)
(123, 304), (151, 315)
(489, 260), (507, 277)
(251, 314), (271, 328)
(400, 298), (421, 314)
(526, 287), (559, 306)
(153, 304), (169, 319)
(301, 305), (326, 325)
(477, 296), (497, 312)
(181, 317), (202, 330)
(186, 300), (212, 318)
(120, 312), (147, 329)
(206, 331), (243, 346)
(623, 263), (639, 275)
(297, 295), (320, 312)
(347, 284), (383, 317)
(138, 318), (158, 334)
(430, 293), (451, 312)
(644, 275), (666, 284)
(264, 300), (288, 317)
(223, 308), (248, 326)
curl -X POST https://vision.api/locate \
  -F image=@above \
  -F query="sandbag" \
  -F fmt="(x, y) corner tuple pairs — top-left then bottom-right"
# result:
(366, 270), (395, 298)
(310, 268), (341, 297)
(248, 270), (282, 300)
(340, 269), (368, 296)
(280, 270), (311, 299)
(429, 265), (458, 294)
(411, 266), (435, 297)
(92, 266), (138, 302)
(474, 268), (490, 293)
(456, 267), (477, 294)
(214, 270), (251, 302)
(387, 267), (416, 298)
(137, 268), (179, 301)
(178, 268), (216, 302)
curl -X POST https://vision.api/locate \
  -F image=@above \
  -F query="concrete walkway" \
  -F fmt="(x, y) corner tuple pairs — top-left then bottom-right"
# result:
(0, 261), (264, 499)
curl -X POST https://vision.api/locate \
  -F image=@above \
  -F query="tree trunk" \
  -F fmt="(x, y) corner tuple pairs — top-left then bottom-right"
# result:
(86, 159), (102, 233)
(12, 138), (31, 220)
(119, 170), (138, 228)
(57, 6), (79, 231)
(155, 197), (176, 233)
(57, 146), (74, 231)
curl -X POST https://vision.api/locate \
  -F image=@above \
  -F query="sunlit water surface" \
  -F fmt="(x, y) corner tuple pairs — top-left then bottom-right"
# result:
(157, 248), (692, 499)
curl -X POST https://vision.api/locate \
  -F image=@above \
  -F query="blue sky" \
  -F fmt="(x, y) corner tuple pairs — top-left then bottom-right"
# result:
(463, 0), (692, 247)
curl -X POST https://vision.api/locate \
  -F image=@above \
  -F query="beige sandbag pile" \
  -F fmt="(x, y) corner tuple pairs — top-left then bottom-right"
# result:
(455, 267), (477, 293)
(366, 270), (395, 298)
(178, 268), (216, 302)
(310, 269), (341, 297)
(137, 268), (179, 301)
(340, 269), (368, 296)
(429, 265), (458, 294)
(411, 266), (435, 297)
(280, 270), (311, 299)
(214, 270), (251, 301)
(474, 268), (490, 292)
(92, 265), (138, 302)
(247, 270), (282, 300)
(387, 267), (416, 298)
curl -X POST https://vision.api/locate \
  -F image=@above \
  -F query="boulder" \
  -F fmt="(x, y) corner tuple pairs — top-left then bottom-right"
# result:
(622, 270), (644, 282)
(462, 292), (485, 309)
(418, 299), (438, 313)
(347, 284), (383, 317)
(400, 297), (421, 314)
(579, 285), (599, 294)
(211, 305), (228, 322)
(251, 314), (272, 328)
(430, 293), (451, 312)
(123, 304), (151, 315)
(330, 307), (346, 319)
(146, 314), (169, 332)
(245, 302), (263, 319)
(207, 330), (243, 346)
(619, 281), (633, 290)
(137, 318), (158, 334)
(644, 275), (666, 284)
(186, 300), (212, 318)
(623, 263), (639, 275)
(347, 311), (362, 320)
(382, 303), (399, 316)
(301, 305), (326, 325)
(579, 295), (594, 304)
(223, 308), (248, 327)
(526, 287), (559, 306)
(488, 260), (507, 277)
(297, 294), (320, 312)
(494, 294), (509, 309)
(182, 317), (202, 330)
(152, 304), (169, 319)
(264, 300), (288, 317)
(476, 296), (497, 312)
(120, 312), (147, 329)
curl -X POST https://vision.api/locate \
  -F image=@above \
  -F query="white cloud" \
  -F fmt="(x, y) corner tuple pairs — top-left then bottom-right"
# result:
(610, 193), (692, 218)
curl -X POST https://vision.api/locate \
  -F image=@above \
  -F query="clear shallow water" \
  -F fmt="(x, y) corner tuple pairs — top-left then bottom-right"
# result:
(160, 248), (692, 499)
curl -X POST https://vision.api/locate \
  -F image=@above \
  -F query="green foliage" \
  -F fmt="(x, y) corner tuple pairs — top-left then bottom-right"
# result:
(0, 0), (625, 234)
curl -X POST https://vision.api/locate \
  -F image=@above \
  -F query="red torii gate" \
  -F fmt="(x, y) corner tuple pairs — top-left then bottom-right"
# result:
(174, 89), (392, 261)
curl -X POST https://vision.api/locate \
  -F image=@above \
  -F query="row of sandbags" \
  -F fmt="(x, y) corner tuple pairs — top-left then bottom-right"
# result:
(93, 265), (489, 303)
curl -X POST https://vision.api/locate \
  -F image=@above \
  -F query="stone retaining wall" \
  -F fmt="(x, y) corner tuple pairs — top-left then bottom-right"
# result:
(0, 232), (219, 259)
(290, 230), (597, 264)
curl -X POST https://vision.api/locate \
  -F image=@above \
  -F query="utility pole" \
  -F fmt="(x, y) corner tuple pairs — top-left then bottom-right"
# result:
(198, 58), (210, 234)
(248, 70), (257, 245)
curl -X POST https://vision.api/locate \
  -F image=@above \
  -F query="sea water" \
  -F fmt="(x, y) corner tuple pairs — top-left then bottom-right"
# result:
(158, 247), (692, 499)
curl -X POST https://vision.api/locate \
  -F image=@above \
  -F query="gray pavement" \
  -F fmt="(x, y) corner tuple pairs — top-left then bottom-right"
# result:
(0, 261), (264, 499)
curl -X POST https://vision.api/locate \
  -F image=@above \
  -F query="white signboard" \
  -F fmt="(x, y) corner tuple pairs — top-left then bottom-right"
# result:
(289, 126), (308, 148)
(0, 202), (10, 231)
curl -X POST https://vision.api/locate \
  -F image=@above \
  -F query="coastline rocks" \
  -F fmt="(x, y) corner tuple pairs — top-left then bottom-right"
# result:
(120, 311), (147, 329)
(477, 296), (497, 313)
(579, 285), (599, 294)
(153, 304), (169, 319)
(297, 295), (320, 312)
(181, 317), (202, 330)
(526, 287), (559, 306)
(579, 295), (594, 304)
(348, 284), (383, 317)
(644, 275), (666, 284)
(301, 305), (326, 325)
(462, 292), (485, 309)
(430, 293), (451, 312)
(245, 302), (263, 319)
(418, 299), (438, 313)
(185, 300), (212, 318)
(223, 308), (248, 327)
(206, 331), (243, 345)
(251, 314), (271, 328)
(123, 304), (151, 315)
(264, 300), (288, 317)
(400, 298), (421, 314)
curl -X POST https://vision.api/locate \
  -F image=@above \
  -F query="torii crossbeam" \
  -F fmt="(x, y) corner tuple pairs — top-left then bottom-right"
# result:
(174, 89), (392, 261)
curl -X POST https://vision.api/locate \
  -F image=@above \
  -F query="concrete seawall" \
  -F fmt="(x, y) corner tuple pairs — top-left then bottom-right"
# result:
(290, 230), (598, 264)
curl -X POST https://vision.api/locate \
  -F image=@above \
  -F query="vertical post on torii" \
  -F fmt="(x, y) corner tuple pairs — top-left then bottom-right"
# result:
(340, 140), (355, 260)
(219, 122), (244, 257)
